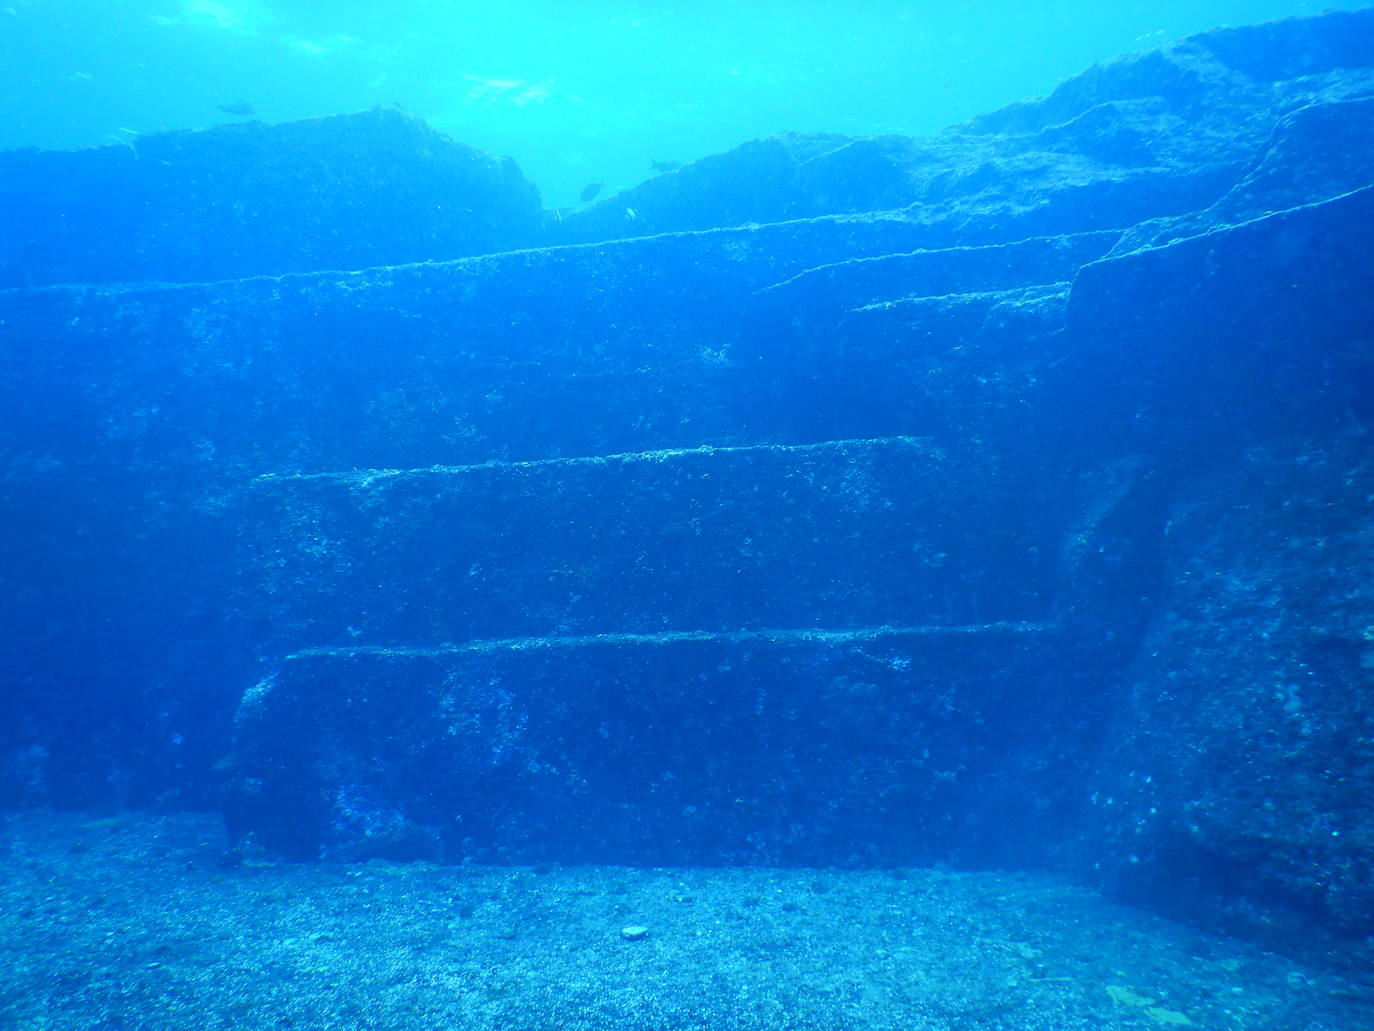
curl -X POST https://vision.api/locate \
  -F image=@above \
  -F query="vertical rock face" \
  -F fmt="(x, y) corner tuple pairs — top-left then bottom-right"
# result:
(1054, 182), (1374, 960)
(1091, 432), (1374, 945)
(1, 7), (1372, 965)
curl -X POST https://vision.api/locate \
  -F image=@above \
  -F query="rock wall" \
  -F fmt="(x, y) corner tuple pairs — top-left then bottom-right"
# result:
(1, 7), (1371, 965)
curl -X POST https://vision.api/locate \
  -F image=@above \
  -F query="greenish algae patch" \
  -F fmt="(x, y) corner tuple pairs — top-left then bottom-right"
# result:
(1145, 1007), (1193, 1026)
(1107, 985), (1157, 1007)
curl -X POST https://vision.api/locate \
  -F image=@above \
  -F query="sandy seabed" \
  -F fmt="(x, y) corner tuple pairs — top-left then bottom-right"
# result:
(1, 811), (1370, 1030)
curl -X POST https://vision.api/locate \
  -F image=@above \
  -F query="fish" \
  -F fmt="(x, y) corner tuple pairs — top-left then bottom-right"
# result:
(218, 101), (256, 117)
(579, 181), (605, 203)
(650, 160), (681, 173)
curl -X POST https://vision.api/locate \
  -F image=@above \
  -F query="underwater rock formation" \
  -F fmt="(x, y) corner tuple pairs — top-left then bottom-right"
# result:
(0, 107), (542, 289)
(551, 6), (1374, 246)
(1, 7), (1371, 969)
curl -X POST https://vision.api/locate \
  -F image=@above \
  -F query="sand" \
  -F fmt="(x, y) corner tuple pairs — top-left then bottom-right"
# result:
(2, 811), (1370, 1030)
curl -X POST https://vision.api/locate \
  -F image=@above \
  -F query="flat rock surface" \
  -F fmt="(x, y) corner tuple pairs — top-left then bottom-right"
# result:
(2, 811), (1370, 1031)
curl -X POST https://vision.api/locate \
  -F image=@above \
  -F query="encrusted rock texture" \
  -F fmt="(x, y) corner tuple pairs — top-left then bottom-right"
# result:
(0, 108), (543, 288)
(1, 7), (1371, 967)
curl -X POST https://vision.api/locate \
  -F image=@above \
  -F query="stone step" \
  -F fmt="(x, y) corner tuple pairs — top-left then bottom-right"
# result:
(757, 231), (1116, 315)
(243, 436), (1065, 652)
(1, 223), (1107, 485)
(1055, 183), (1374, 450)
(226, 620), (1093, 866)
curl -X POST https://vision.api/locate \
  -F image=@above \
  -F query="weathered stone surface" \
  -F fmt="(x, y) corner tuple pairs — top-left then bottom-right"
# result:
(0, 216), (1103, 481)
(553, 7), (1374, 246)
(1047, 179), (1374, 960)
(0, 218), (1094, 811)
(1088, 429), (1374, 955)
(755, 231), (1115, 317)
(1058, 185), (1374, 456)
(1114, 95), (1374, 252)
(0, 108), (543, 289)
(226, 623), (1093, 867)
(246, 438), (1057, 651)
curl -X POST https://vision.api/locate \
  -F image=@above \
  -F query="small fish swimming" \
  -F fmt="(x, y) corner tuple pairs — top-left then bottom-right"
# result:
(650, 160), (681, 173)
(579, 181), (605, 203)
(218, 101), (256, 117)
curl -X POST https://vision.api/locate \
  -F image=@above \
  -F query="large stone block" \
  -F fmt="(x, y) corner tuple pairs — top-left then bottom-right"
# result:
(242, 436), (1060, 651)
(1087, 430), (1374, 951)
(226, 623), (1091, 867)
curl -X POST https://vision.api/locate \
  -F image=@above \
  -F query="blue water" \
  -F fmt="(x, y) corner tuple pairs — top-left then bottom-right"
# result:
(0, 0), (1364, 205)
